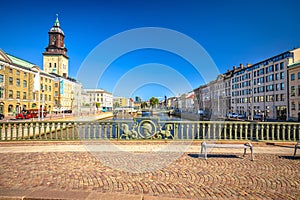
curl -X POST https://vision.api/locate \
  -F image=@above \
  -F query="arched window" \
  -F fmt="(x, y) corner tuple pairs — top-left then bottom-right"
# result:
(8, 105), (13, 113)
(32, 103), (36, 108)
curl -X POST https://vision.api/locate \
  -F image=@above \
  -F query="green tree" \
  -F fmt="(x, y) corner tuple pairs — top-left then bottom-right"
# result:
(114, 102), (120, 108)
(149, 97), (159, 108)
(141, 102), (148, 108)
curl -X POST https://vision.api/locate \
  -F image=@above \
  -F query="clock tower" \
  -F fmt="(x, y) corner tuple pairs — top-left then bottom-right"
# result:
(43, 14), (69, 77)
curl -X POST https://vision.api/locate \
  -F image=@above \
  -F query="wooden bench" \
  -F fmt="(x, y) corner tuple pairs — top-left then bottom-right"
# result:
(294, 142), (299, 157)
(200, 142), (254, 161)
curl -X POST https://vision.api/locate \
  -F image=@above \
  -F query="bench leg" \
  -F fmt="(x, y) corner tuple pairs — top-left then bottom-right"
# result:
(250, 147), (254, 161)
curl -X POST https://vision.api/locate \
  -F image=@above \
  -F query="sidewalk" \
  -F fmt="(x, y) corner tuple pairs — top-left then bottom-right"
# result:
(0, 141), (299, 200)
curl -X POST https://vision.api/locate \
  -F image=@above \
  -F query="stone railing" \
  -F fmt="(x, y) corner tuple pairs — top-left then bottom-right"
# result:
(0, 119), (299, 142)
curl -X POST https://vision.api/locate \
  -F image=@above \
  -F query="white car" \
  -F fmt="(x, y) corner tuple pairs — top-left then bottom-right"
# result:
(227, 113), (239, 118)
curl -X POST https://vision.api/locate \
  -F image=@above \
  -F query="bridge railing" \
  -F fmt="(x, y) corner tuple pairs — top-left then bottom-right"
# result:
(0, 120), (299, 142)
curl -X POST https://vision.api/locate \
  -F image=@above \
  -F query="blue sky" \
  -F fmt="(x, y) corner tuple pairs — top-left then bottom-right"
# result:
(1, 0), (300, 100)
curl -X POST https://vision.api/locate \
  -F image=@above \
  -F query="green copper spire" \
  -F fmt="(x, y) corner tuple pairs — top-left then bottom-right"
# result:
(54, 14), (60, 27)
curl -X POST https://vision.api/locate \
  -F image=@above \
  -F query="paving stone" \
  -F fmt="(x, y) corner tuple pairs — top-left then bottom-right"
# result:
(0, 143), (299, 199)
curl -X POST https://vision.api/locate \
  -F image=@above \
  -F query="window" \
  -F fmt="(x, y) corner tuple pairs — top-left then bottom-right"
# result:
(16, 78), (20, 86)
(291, 102), (296, 110)
(275, 64), (279, 71)
(281, 83), (284, 90)
(49, 86), (51, 92)
(16, 91), (20, 99)
(298, 72), (300, 79)
(0, 64), (3, 70)
(276, 83), (280, 91)
(281, 94), (285, 101)
(291, 86), (295, 96)
(9, 90), (13, 99)
(269, 74), (274, 81)
(49, 63), (52, 68)
(23, 92), (26, 100)
(269, 65), (274, 72)
(54, 63), (57, 68)
(23, 80), (27, 87)
(299, 103), (300, 111)
(9, 77), (13, 85)
(45, 95), (47, 101)
(24, 72), (27, 77)
(8, 105), (13, 113)
(49, 95), (51, 101)
(291, 74), (295, 81)
(16, 70), (20, 75)
(55, 83), (58, 88)
(298, 85), (300, 96)
(0, 74), (3, 83)
(280, 62), (284, 70)
(9, 68), (12, 73)
(275, 73), (279, 80)
(0, 88), (3, 98)
(280, 72), (284, 79)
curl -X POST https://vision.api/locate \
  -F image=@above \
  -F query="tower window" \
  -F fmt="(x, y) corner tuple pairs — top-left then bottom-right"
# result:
(49, 63), (52, 68)
(54, 63), (57, 68)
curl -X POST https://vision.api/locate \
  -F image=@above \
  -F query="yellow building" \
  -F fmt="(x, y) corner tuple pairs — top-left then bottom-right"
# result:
(0, 49), (56, 116)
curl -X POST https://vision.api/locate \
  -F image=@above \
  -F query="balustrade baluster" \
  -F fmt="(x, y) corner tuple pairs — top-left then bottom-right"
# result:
(202, 123), (205, 140)
(44, 123), (48, 140)
(282, 125), (286, 141)
(255, 124), (259, 141)
(207, 124), (211, 140)
(293, 124), (296, 141)
(191, 124), (195, 140)
(174, 123), (178, 140)
(271, 124), (275, 141)
(224, 123), (227, 140)
(229, 124), (232, 140)
(277, 124), (280, 141)
(218, 123), (222, 140)
(239, 124), (243, 140)
(212, 123), (216, 140)
(287, 124), (291, 141)
(266, 124), (269, 141)
(260, 124), (264, 141)
(104, 123), (107, 139)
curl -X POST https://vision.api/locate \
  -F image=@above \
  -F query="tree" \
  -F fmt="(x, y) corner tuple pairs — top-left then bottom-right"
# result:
(114, 102), (120, 108)
(149, 97), (159, 108)
(141, 102), (148, 109)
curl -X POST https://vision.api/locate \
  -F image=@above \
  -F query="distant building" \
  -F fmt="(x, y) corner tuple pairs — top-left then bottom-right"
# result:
(113, 97), (130, 108)
(84, 89), (113, 111)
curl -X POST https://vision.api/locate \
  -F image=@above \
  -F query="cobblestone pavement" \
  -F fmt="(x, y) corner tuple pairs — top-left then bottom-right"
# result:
(0, 143), (299, 199)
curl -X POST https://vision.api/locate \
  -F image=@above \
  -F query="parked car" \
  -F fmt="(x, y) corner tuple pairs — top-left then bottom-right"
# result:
(0, 113), (4, 120)
(253, 114), (263, 120)
(226, 112), (239, 118)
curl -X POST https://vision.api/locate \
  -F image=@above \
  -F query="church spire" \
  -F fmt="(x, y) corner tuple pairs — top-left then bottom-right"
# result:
(54, 14), (60, 27)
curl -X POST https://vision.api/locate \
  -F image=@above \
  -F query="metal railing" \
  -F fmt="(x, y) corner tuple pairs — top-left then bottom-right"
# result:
(0, 120), (299, 142)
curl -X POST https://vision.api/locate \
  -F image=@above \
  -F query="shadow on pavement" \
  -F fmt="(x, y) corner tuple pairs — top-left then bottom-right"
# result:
(278, 155), (300, 160)
(188, 153), (241, 159)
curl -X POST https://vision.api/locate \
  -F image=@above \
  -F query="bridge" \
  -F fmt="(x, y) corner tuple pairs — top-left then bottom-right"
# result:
(0, 117), (299, 199)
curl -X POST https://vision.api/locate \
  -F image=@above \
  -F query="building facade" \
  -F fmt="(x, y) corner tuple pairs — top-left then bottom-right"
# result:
(84, 89), (113, 111)
(288, 61), (300, 121)
(230, 48), (300, 120)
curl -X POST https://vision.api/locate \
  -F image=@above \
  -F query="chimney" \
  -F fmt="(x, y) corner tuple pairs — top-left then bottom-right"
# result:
(247, 63), (252, 67)
(240, 63), (244, 68)
(233, 66), (236, 70)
